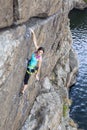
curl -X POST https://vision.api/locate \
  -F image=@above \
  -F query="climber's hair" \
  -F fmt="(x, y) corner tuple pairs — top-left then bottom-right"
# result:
(37, 47), (45, 53)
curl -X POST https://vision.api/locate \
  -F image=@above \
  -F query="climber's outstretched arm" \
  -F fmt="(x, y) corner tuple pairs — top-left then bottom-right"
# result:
(30, 28), (39, 50)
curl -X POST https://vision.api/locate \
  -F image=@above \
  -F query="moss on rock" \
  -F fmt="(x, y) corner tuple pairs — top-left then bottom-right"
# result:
(84, 0), (87, 3)
(63, 104), (68, 117)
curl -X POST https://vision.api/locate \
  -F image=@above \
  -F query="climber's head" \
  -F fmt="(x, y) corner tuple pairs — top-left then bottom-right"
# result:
(37, 47), (45, 56)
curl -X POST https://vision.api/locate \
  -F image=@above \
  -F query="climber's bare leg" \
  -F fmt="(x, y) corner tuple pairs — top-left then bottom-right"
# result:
(21, 84), (28, 94)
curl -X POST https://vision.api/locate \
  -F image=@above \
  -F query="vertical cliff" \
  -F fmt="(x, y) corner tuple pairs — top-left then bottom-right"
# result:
(0, 0), (87, 130)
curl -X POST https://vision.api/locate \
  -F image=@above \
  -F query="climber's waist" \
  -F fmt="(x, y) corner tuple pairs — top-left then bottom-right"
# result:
(26, 66), (38, 75)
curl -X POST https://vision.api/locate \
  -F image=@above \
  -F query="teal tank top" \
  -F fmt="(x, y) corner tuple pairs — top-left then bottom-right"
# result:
(28, 53), (39, 69)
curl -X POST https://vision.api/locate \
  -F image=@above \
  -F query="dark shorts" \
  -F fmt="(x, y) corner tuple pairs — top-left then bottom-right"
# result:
(24, 67), (38, 85)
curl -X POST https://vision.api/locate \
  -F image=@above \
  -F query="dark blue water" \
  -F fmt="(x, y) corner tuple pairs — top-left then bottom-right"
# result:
(69, 9), (87, 130)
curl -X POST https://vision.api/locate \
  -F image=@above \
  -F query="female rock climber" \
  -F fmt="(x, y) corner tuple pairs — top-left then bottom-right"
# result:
(20, 29), (45, 95)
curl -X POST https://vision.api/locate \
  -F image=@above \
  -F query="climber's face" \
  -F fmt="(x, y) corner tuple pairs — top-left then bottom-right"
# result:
(38, 50), (44, 56)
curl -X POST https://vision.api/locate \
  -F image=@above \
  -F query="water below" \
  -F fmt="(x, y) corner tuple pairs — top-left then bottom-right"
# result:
(69, 8), (87, 130)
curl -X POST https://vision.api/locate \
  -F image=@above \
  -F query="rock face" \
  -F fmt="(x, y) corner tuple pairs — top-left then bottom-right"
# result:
(13, 0), (62, 24)
(0, 0), (87, 130)
(71, 0), (87, 9)
(0, 0), (87, 28)
(66, 49), (78, 88)
(0, 0), (13, 28)
(21, 78), (62, 130)
(21, 77), (77, 130)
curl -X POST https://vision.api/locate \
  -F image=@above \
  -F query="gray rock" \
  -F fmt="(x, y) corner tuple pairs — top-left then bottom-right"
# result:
(66, 49), (79, 88)
(0, 11), (70, 130)
(21, 84), (62, 130)
(0, 0), (13, 28)
(13, 0), (62, 24)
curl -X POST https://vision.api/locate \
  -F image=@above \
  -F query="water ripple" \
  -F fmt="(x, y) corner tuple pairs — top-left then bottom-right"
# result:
(69, 8), (87, 130)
